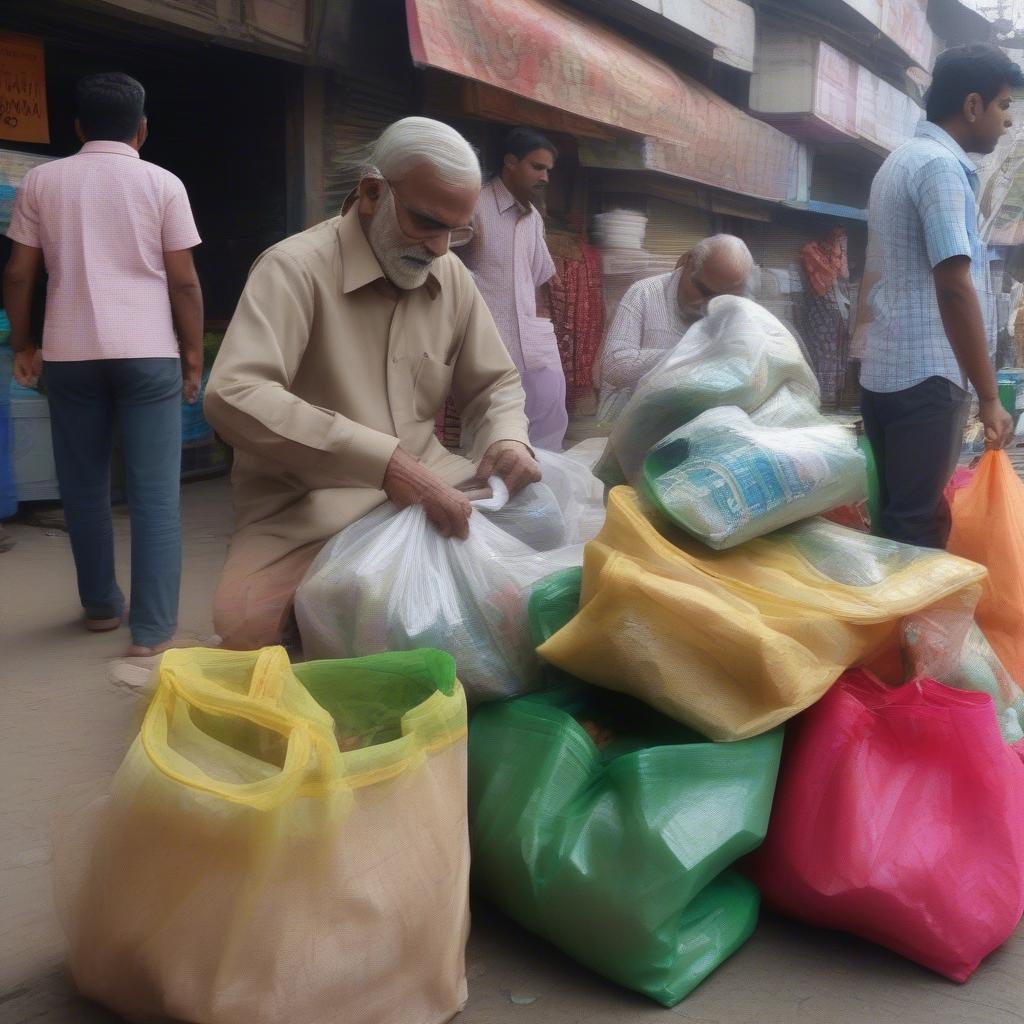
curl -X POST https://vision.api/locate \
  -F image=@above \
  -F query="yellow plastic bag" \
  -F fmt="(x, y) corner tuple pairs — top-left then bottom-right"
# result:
(538, 488), (985, 741)
(57, 646), (469, 1024)
(948, 450), (1024, 686)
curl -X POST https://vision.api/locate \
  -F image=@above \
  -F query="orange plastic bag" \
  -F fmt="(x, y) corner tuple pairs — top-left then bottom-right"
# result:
(947, 451), (1024, 684)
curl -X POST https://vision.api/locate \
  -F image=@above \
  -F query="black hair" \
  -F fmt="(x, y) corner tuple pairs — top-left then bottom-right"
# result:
(503, 126), (558, 162)
(75, 72), (146, 142)
(926, 44), (1024, 123)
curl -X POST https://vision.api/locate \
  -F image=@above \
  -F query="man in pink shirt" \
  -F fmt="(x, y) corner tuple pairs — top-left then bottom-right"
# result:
(3, 72), (203, 656)
(460, 127), (566, 450)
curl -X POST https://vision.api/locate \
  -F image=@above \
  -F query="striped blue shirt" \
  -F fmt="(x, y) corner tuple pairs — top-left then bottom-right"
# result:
(858, 121), (994, 394)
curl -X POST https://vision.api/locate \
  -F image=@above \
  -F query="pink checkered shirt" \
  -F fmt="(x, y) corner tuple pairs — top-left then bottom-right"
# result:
(459, 177), (557, 372)
(6, 140), (201, 362)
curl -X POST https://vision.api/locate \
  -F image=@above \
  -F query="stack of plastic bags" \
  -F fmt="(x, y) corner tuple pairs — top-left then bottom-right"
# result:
(594, 296), (822, 488)
(295, 474), (587, 705)
(594, 296), (867, 549)
(57, 646), (471, 1024)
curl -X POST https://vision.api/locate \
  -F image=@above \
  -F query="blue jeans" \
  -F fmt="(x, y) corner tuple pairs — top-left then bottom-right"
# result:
(45, 358), (182, 646)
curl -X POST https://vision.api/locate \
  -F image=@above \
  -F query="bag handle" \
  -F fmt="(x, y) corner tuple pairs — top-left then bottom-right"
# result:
(471, 475), (510, 511)
(140, 648), (338, 809)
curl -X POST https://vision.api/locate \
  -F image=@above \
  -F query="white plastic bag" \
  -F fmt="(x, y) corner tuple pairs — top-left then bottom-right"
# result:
(295, 484), (582, 703)
(640, 406), (867, 550)
(535, 447), (606, 544)
(595, 296), (820, 487)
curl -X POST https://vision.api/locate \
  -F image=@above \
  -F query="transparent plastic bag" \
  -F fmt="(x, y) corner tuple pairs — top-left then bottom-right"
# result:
(640, 407), (866, 549)
(535, 447), (606, 545)
(295, 484), (582, 704)
(594, 296), (820, 487)
(478, 481), (568, 551)
(902, 597), (1024, 745)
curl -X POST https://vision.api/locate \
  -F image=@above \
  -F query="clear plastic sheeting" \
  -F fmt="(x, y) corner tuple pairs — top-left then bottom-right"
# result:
(640, 406), (866, 549)
(535, 446), (606, 545)
(538, 488), (987, 741)
(903, 598), (1024, 746)
(594, 296), (820, 488)
(295, 491), (582, 704)
(477, 481), (568, 551)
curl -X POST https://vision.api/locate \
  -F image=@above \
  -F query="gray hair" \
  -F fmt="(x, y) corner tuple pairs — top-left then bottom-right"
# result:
(690, 234), (755, 293)
(363, 116), (481, 189)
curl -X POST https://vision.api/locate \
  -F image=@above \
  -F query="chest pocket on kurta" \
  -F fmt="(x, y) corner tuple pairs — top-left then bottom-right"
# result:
(412, 352), (455, 421)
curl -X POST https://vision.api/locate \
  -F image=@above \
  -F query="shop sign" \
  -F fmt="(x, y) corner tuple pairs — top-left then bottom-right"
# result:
(408, 0), (801, 201)
(0, 33), (48, 144)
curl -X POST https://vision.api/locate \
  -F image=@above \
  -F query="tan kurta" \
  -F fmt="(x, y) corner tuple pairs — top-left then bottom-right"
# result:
(205, 206), (531, 576)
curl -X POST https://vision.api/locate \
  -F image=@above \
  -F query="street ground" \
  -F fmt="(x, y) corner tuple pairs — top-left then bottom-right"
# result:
(1, 476), (1022, 1024)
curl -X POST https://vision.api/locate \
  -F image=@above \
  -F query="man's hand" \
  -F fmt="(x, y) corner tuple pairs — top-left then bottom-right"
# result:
(476, 440), (542, 497)
(13, 347), (42, 388)
(383, 447), (473, 539)
(979, 397), (1014, 450)
(182, 354), (203, 405)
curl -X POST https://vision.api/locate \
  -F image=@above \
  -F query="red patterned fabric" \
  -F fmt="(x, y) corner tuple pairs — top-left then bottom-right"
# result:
(550, 242), (604, 407)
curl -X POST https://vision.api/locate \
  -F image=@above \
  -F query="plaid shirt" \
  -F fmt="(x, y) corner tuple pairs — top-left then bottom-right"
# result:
(858, 121), (994, 394)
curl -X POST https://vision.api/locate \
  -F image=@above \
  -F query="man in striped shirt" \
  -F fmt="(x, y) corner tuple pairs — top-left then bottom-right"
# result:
(460, 127), (565, 450)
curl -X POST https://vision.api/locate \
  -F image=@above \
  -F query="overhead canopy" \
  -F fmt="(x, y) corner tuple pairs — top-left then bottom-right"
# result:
(406, 0), (805, 203)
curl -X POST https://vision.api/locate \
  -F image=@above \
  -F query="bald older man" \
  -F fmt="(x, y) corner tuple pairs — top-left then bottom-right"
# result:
(597, 234), (754, 422)
(204, 117), (540, 649)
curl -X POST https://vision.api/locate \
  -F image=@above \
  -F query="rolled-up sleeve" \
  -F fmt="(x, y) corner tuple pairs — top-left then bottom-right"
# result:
(204, 249), (399, 489)
(914, 158), (973, 269)
(449, 275), (531, 460)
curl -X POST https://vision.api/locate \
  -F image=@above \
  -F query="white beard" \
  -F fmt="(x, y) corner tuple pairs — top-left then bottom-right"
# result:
(368, 195), (435, 290)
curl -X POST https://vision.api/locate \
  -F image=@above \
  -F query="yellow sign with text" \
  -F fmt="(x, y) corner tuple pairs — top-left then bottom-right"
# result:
(0, 33), (49, 144)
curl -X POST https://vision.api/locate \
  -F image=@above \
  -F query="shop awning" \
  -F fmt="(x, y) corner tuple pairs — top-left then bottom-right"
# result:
(406, 0), (805, 203)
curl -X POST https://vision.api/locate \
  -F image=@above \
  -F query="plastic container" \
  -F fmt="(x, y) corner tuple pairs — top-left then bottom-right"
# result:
(10, 380), (59, 501)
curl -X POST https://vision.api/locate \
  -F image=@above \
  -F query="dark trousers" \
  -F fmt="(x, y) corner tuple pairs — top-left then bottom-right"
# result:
(860, 376), (971, 550)
(44, 358), (183, 646)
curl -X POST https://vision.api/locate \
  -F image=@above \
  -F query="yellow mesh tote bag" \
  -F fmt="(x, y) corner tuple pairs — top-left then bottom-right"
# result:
(57, 646), (469, 1024)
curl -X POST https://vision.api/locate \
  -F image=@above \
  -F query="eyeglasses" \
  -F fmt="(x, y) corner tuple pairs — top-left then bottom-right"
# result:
(386, 179), (474, 249)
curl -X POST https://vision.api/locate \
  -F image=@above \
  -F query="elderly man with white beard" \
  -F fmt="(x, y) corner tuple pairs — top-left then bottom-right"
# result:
(204, 117), (539, 650)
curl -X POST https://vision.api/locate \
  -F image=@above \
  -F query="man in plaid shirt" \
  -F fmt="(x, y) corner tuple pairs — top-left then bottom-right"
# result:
(856, 44), (1022, 549)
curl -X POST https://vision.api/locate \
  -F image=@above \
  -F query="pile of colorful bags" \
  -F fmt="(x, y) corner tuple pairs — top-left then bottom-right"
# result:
(466, 301), (1024, 1003)
(57, 297), (1024, 1022)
